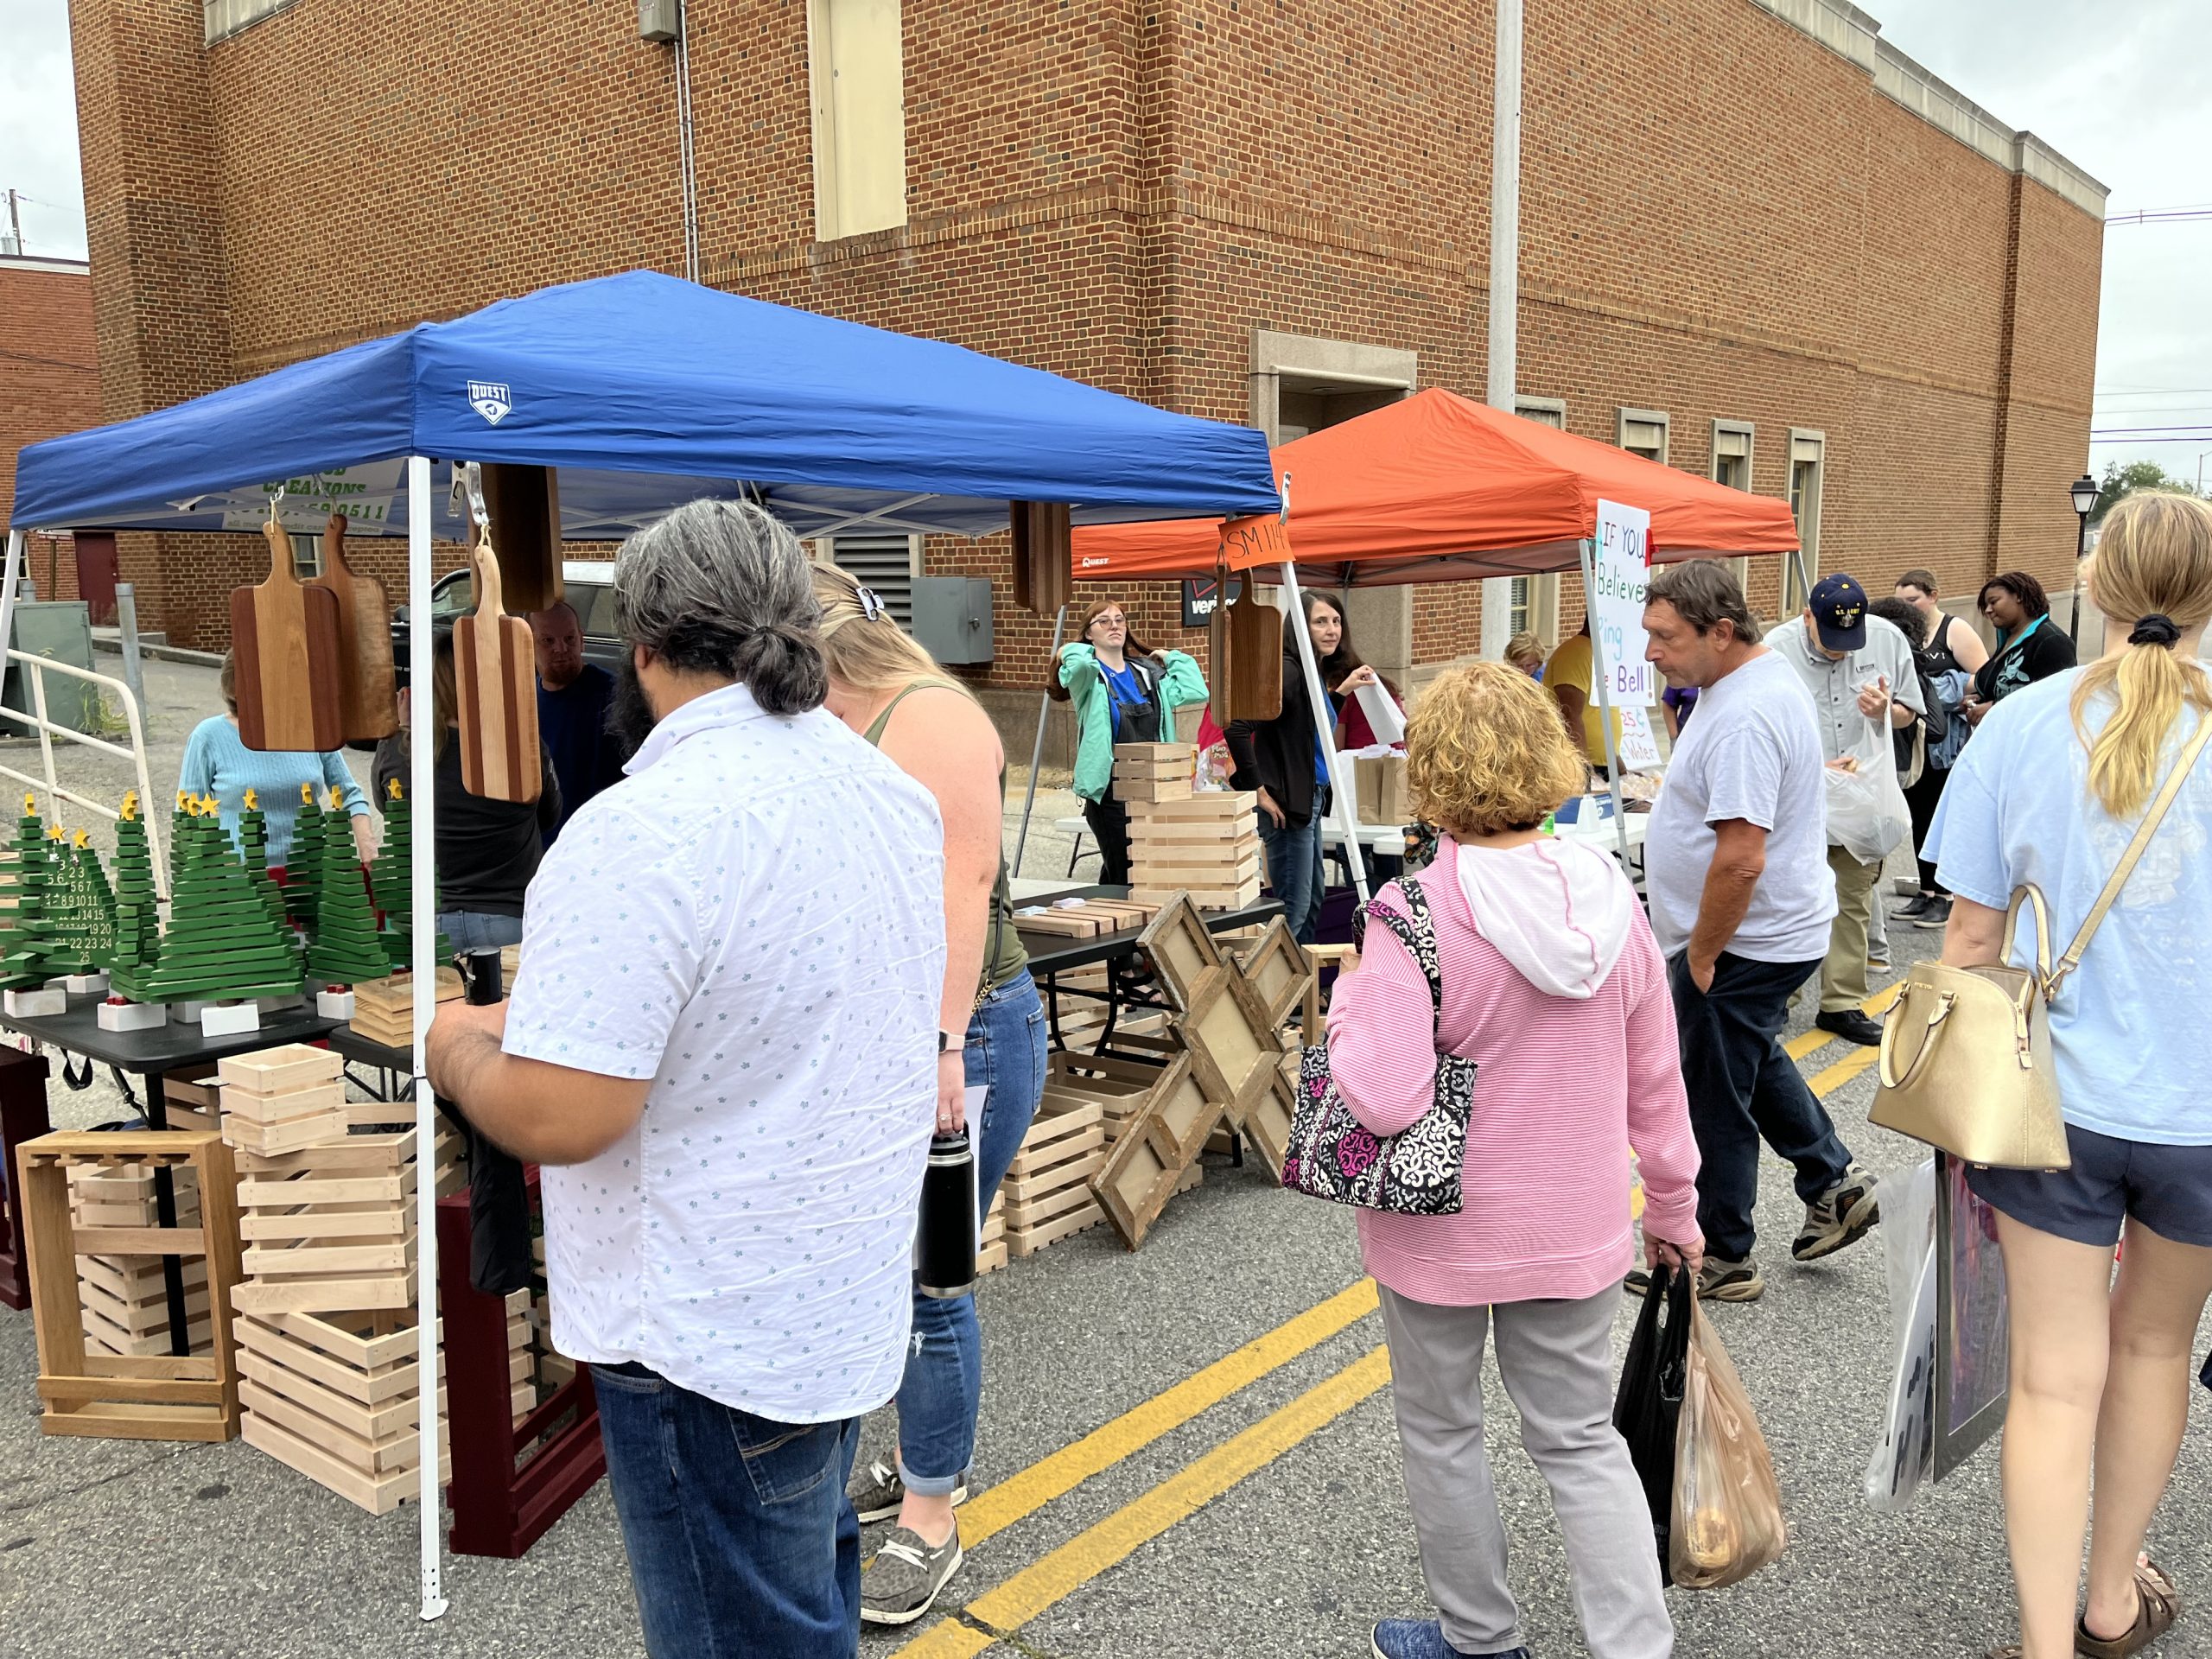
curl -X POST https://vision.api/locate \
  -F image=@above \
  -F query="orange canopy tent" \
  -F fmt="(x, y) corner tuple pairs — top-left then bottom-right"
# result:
(1070, 386), (1800, 585)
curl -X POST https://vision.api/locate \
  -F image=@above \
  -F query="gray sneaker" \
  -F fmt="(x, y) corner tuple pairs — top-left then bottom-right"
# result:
(1622, 1256), (1764, 1301)
(846, 1458), (971, 1524)
(859, 1524), (964, 1626)
(1796, 1161), (1881, 1262)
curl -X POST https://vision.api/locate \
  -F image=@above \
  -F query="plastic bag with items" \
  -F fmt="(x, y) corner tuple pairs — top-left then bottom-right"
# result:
(1863, 1157), (1939, 1511)
(1822, 752), (1912, 864)
(1670, 1299), (1790, 1590)
(1613, 1262), (1693, 1580)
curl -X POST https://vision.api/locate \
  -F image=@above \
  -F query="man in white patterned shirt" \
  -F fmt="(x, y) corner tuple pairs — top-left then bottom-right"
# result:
(428, 499), (944, 1659)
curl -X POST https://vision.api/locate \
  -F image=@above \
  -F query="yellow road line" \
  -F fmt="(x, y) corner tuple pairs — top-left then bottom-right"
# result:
(956, 1277), (1379, 1548)
(1783, 979), (1904, 1061)
(896, 1347), (1395, 1658)
(1808, 1042), (1883, 1096)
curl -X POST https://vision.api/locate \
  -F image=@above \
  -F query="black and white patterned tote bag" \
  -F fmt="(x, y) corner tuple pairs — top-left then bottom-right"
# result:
(1281, 877), (1475, 1215)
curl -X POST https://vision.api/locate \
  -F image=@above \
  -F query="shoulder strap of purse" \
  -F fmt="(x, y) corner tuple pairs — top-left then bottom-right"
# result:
(2047, 711), (2212, 997)
(1359, 877), (1446, 1021)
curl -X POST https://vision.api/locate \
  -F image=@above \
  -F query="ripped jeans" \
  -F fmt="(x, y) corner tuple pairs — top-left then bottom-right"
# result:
(893, 972), (1047, 1495)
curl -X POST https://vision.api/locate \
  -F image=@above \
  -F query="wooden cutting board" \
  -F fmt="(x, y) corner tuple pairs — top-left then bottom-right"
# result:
(480, 463), (564, 616)
(1010, 501), (1071, 617)
(232, 517), (344, 753)
(309, 514), (397, 742)
(453, 535), (542, 803)
(1224, 574), (1283, 722)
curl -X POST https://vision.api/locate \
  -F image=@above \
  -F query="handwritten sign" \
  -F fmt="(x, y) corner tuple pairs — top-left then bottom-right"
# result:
(1218, 512), (1293, 572)
(1591, 498), (1656, 707)
(219, 462), (404, 533)
(1617, 705), (1663, 771)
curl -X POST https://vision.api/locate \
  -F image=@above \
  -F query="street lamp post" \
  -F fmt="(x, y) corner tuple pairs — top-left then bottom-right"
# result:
(2067, 472), (2099, 645)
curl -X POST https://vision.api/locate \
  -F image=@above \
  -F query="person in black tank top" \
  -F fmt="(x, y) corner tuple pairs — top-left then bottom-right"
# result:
(1893, 569), (1989, 929)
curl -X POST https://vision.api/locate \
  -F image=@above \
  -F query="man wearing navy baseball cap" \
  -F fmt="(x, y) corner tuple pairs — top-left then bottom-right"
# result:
(1765, 574), (1924, 1045)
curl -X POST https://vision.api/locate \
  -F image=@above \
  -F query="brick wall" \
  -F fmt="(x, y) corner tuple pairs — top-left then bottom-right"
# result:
(67, 0), (2101, 665)
(0, 262), (102, 606)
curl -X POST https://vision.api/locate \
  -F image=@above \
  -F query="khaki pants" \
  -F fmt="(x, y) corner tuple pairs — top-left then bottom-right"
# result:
(1821, 844), (1881, 1014)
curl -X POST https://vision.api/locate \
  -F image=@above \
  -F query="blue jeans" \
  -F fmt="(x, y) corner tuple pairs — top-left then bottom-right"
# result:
(1668, 950), (1854, 1262)
(593, 1361), (863, 1658)
(1256, 801), (1326, 944)
(895, 971), (1046, 1496)
(437, 910), (524, 950)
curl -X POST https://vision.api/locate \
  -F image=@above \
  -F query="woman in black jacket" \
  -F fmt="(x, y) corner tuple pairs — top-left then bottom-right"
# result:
(1226, 593), (1370, 944)
(1965, 570), (2077, 727)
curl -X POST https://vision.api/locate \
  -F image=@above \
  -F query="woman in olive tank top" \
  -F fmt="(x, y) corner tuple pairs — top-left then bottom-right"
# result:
(810, 563), (1047, 1627)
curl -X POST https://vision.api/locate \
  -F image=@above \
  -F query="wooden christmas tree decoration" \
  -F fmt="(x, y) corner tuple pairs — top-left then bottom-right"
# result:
(368, 779), (446, 969)
(235, 787), (290, 942)
(307, 788), (391, 991)
(100, 794), (168, 1030)
(0, 798), (65, 1010)
(126, 802), (304, 1020)
(283, 782), (325, 931)
(42, 831), (113, 991)
(168, 792), (192, 891)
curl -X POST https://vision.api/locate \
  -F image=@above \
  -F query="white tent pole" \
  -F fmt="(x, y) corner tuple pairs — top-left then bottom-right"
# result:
(0, 531), (24, 703)
(1012, 601), (1069, 879)
(406, 457), (449, 1622)
(1281, 561), (1369, 906)
(1477, 0), (1523, 661)
(1576, 538), (1634, 869)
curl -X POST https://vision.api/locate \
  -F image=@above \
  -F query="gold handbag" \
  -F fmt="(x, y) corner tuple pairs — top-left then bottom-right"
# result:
(1872, 718), (2212, 1169)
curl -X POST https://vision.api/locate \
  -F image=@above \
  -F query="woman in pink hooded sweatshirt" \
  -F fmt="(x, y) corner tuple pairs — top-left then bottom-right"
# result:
(1328, 662), (1703, 1659)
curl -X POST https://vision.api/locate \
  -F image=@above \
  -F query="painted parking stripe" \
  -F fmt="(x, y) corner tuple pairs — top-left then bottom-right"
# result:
(1783, 979), (1904, 1062)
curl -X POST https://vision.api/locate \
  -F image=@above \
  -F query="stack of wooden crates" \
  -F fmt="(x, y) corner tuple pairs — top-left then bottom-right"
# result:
(68, 1162), (212, 1357)
(1114, 744), (1262, 909)
(219, 1044), (449, 1513)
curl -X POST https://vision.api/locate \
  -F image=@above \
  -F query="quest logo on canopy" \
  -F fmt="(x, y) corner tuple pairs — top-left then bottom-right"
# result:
(467, 381), (513, 425)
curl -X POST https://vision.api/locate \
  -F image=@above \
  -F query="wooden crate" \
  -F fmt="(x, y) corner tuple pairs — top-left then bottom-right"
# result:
(231, 1133), (416, 1316)
(218, 1043), (346, 1159)
(69, 1165), (213, 1357)
(348, 967), (464, 1049)
(1001, 1103), (1109, 1256)
(236, 1306), (450, 1515)
(16, 1129), (244, 1441)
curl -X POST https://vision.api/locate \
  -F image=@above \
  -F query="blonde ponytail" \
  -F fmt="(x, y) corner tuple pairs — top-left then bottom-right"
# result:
(807, 559), (975, 702)
(2071, 492), (2212, 817)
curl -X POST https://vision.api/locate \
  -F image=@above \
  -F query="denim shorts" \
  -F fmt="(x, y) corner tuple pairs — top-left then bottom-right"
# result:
(1967, 1122), (2212, 1249)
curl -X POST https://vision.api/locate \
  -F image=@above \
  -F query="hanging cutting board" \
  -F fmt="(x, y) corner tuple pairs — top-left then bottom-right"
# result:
(308, 513), (397, 742)
(1009, 501), (1071, 617)
(1226, 580), (1283, 721)
(480, 463), (564, 616)
(454, 535), (542, 803)
(232, 517), (344, 753)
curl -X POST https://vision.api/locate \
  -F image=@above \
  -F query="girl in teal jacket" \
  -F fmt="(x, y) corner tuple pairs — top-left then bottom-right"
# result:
(1051, 597), (1208, 884)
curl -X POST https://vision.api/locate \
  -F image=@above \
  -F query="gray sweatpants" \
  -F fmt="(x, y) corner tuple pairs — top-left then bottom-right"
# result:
(1379, 1285), (1673, 1659)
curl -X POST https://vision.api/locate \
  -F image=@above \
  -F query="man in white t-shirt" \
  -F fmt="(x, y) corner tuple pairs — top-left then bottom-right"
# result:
(428, 499), (944, 1657)
(1637, 560), (1879, 1302)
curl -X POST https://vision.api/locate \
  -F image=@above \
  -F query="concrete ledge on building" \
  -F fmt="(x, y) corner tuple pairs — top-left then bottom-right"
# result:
(205, 0), (302, 46)
(91, 630), (223, 670)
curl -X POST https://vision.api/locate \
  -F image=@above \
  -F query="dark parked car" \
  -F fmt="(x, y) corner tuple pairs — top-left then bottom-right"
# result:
(391, 561), (624, 677)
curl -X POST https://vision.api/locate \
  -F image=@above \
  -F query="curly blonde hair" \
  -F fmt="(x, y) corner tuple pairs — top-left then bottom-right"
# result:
(1405, 661), (1587, 836)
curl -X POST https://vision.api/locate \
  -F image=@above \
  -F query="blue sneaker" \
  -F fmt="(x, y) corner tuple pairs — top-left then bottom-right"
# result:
(1370, 1618), (1532, 1659)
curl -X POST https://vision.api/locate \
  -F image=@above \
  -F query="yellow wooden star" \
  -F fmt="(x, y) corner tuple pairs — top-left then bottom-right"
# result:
(301, 782), (315, 806)
(386, 777), (404, 802)
(243, 786), (259, 811)
(73, 830), (90, 850)
(120, 791), (139, 822)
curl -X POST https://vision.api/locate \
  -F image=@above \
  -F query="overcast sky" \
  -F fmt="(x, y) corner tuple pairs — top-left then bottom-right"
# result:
(4, 0), (2207, 484)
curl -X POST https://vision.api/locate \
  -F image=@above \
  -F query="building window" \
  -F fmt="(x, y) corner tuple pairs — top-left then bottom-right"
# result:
(1514, 397), (1566, 429)
(1785, 429), (1826, 612)
(829, 535), (919, 626)
(809, 0), (907, 241)
(1618, 407), (1669, 465)
(1710, 420), (1753, 492)
(287, 532), (322, 580)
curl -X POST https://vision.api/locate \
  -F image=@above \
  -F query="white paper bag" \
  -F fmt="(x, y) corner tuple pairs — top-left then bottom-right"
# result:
(1354, 681), (1406, 746)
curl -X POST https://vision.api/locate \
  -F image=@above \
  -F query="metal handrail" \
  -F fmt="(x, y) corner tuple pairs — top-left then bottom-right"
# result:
(0, 648), (167, 899)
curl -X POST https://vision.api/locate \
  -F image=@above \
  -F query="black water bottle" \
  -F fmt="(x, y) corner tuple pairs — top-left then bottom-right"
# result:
(913, 1130), (978, 1300)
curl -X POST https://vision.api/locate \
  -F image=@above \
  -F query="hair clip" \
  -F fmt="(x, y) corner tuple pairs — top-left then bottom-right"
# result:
(855, 587), (886, 624)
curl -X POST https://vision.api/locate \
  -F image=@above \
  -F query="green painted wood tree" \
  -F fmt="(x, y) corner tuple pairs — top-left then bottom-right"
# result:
(105, 792), (162, 996)
(0, 798), (61, 991)
(306, 785), (390, 988)
(42, 832), (113, 979)
(126, 803), (303, 1003)
(370, 777), (448, 969)
(284, 780), (326, 931)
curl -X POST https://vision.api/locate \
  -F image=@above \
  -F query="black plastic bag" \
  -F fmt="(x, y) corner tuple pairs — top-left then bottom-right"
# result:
(1613, 1262), (1693, 1584)
(2200, 1347), (2209, 1395)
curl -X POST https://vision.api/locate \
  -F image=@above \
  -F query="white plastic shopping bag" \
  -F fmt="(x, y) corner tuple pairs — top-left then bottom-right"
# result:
(1864, 1157), (1938, 1510)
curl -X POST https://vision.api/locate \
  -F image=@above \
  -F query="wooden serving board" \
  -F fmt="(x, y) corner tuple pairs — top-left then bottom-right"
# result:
(232, 518), (343, 753)
(454, 536), (543, 804)
(309, 515), (397, 742)
(480, 463), (564, 616)
(1224, 578), (1283, 721)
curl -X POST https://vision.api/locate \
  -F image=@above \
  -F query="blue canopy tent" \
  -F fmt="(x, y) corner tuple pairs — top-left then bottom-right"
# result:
(6, 269), (1280, 1620)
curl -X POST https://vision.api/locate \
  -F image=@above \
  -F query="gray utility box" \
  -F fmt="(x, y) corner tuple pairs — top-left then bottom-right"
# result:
(910, 577), (995, 666)
(3, 601), (99, 734)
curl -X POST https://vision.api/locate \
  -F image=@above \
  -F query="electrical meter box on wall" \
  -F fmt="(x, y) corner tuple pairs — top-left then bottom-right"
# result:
(910, 577), (995, 666)
(639, 0), (680, 41)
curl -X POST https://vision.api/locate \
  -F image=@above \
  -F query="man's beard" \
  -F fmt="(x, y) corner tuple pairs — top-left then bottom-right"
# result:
(611, 657), (659, 753)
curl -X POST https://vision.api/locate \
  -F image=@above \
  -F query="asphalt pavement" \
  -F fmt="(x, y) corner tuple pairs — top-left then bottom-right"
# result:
(1, 671), (2207, 1657)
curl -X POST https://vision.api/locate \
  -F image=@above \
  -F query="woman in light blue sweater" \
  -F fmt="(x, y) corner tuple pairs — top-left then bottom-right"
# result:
(176, 652), (377, 869)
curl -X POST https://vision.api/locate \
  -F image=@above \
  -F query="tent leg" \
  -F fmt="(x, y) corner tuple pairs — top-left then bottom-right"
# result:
(406, 458), (449, 1623)
(1788, 545), (1815, 614)
(1012, 603), (1068, 880)
(1575, 539), (1635, 870)
(0, 532), (23, 710)
(1281, 563), (1369, 907)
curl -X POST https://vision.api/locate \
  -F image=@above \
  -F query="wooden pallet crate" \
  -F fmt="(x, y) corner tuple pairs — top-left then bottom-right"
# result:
(70, 1165), (216, 1357)
(16, 1129), (244, 1441)
(235, 1306), (450, 1515)
(231, 1132), (416, 1316)
(1001, 1103), (1109, 1255)
(217, 1044), (347, 1159)
(347, 966), (464, 1049)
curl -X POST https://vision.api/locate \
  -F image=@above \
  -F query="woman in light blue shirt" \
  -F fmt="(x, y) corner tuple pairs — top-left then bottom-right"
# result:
(1927, 492), (2212, 1659)
(176, 652), (377, 869)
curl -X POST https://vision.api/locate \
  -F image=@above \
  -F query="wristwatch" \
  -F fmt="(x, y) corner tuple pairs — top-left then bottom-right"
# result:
(938, 1030), (965, 1054)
